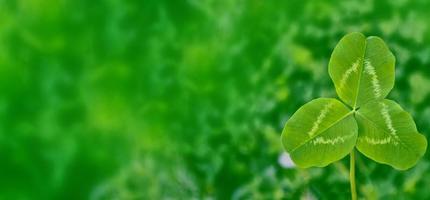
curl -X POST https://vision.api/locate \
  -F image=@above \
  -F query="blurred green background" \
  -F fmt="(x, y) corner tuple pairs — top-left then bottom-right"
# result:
(1, 0), (430, 199)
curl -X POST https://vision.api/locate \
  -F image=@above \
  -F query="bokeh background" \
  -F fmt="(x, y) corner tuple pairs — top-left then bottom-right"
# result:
(1, 0), (430, 199)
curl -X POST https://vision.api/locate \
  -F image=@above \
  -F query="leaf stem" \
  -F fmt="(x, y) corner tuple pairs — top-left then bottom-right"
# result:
(350, 149), (357, 200)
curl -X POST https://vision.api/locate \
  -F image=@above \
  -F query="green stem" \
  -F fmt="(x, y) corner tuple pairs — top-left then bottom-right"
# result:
(350, 150), (357, 200)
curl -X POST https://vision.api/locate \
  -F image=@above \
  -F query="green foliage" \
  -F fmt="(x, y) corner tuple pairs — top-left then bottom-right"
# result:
(3, 1), (430, 199)
(282, 32), (427, 170)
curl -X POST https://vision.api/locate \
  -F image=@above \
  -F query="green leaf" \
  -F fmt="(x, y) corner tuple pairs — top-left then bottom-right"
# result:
(282, 32), (426, 171)
(281, 98), (357, 168)
(355, 99), (428, 170)
(329, 32), (395, 109)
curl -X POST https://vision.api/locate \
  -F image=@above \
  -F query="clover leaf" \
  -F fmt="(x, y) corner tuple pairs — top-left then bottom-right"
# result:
(329, 32), (395, 109)
(355, 99), (427, 170)
(281, 32), (427, 199)
(281, 98), (357, 168)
